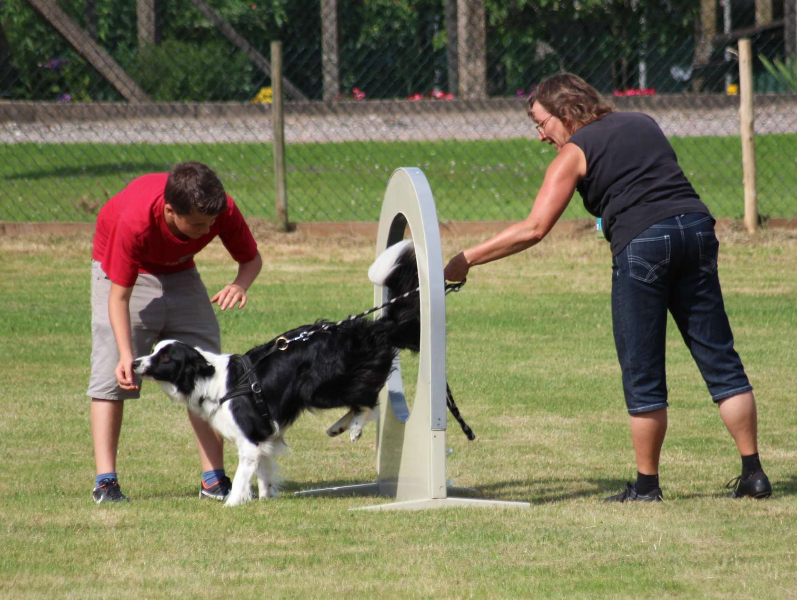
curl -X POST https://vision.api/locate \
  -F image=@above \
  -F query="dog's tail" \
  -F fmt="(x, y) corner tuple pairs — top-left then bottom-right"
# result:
(368, 239), (421, 352)
(368, 240), (476, 441)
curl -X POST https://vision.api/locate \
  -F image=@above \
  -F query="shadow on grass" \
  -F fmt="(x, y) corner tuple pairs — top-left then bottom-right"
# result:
(470, 477), (630, 504)
(143, 475), (797, 503)
(775, 476), (797, 496)
(132, 479), (368, 501)
(280, 475), (797, 504)
(674, 490), (725, 500)
(6, 162), (170, 181)
(280, 476), (630, 504)
(284, 479), (377, 494)
(132, 476), (797, 505)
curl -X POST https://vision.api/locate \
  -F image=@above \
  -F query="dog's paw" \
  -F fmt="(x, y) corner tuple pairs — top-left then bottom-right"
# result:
(224, 492), (252, 507)
(348, 409), (375, 442)
(326, 410), (356, 437)
(326, 424), (346, 437)
(349, 424), (364, 442)
(257, 484), (280, 500)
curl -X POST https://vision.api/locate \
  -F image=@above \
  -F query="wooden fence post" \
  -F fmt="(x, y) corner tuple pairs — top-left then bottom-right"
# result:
(137, 0), (158, 49)
(321, 0), (340, 100)
(272, 41), (289, 232)
(738, 38), (758, 233)
(457, 0), (487, 100)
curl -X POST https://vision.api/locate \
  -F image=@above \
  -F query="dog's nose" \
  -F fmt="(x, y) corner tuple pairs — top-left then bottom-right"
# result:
(132, 359), (141, 369)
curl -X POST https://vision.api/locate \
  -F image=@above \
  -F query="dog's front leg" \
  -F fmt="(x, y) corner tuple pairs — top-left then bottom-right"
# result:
(256, 455), (279, 499)
(226, 443), (259, 507)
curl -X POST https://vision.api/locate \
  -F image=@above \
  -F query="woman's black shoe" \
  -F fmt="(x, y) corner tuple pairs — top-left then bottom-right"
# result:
(726, 471), (772, 499)
(603, 482), (663, 502)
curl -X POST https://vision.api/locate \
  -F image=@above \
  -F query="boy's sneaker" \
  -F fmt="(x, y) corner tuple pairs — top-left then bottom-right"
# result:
(603, 482), (663, 503)
(199, 476), (232, 501)
(92, 478), (129, 504)
(726, 471), (772, 499)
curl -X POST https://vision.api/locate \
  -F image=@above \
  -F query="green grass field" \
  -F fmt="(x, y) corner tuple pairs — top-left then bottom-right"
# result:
(1, 227), (797, 599)
(3, 133), (797, 223)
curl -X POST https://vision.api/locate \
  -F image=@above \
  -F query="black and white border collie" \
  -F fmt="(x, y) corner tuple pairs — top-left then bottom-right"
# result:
(133, 240), (420, 506)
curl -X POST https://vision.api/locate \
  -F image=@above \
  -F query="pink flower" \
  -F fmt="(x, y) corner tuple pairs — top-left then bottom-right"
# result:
(614, 88), (656, 97)
(39, 57), (66, 73)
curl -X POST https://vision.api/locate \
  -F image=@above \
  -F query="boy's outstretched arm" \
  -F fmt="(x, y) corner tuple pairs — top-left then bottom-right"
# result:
(211, 250), (263, 310)
(108, 282), (139, 391)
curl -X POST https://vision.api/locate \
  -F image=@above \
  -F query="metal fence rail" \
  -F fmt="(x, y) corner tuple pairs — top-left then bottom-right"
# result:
(1, 0), (796, 224)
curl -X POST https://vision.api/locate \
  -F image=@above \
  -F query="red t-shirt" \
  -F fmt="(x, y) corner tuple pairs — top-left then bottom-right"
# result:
(93, 173), (258, 287)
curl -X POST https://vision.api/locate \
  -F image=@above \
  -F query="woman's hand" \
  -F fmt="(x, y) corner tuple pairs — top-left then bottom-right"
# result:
(444, 252), (470, 282)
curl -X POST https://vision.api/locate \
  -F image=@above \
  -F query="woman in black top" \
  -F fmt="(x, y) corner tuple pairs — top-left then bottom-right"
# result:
(444, 73), (770, 502)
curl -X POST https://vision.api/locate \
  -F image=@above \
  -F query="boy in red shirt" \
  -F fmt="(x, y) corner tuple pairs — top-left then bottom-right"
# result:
(88, 161), (262, 503)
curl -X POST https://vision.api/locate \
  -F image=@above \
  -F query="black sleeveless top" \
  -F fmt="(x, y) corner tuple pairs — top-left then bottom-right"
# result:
(568, 112), (711, 255)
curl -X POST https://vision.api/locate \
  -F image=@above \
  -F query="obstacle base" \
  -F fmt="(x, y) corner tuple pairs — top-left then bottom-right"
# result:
(294, 483), (528, 511)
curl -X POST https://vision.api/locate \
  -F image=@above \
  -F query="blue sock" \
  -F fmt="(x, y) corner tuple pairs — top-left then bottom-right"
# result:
(202, 469), (226, 487)
(95, 472), (117, 488)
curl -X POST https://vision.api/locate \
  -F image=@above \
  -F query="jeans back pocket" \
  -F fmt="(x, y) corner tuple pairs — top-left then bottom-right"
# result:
(627, 235), (671, 283)
(696, 230), (719, 274)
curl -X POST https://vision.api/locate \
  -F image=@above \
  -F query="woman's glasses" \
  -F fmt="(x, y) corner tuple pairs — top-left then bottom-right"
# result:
(535, 114), (553, 134)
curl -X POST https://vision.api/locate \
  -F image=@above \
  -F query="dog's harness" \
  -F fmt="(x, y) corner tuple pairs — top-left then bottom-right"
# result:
(217, 280), (475, 439)
(218, 353), (275, 422)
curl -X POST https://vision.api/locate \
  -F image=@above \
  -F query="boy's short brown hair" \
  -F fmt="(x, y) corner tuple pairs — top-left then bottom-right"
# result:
(164, 161), (228, 216)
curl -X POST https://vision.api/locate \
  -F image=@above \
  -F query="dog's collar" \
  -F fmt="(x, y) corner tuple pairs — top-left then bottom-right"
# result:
(219, 354), (270, 422)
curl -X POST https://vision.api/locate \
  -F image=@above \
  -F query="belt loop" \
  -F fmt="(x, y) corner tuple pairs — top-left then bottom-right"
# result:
(677, 214), (686, 242)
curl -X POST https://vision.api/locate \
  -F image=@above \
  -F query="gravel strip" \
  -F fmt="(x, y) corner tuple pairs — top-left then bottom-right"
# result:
(3, 105), (797, 145)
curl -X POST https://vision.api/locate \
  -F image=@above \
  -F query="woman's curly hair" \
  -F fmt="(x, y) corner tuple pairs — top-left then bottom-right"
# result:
(528, 73), (613, 130)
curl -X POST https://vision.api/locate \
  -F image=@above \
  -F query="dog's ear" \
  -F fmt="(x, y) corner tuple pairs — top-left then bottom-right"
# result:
(180, 348), (215, 382)
(196, 360), (216, 380)
(172, 345), (216, 396)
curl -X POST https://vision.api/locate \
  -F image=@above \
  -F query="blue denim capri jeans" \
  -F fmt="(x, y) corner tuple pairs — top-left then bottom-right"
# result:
(611, 213), (752, 414)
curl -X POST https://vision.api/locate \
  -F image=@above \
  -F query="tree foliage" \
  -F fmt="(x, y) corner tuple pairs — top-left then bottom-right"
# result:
(759, 54), (797, 92)
(0, 0), (705, 102)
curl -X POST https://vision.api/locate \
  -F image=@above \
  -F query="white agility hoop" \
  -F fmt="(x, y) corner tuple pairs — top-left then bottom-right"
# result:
(298, 167), (529, 511)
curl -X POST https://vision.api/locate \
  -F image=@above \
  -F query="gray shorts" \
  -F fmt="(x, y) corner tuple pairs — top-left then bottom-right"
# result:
(87, 261), (221, 400)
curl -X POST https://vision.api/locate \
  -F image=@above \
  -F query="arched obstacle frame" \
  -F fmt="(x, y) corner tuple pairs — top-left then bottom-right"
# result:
(298, 168), (529, 510)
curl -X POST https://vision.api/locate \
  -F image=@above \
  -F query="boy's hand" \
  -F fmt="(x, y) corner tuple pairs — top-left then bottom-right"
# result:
(211, 284), (248, 310)
(115, 358), (139, 391)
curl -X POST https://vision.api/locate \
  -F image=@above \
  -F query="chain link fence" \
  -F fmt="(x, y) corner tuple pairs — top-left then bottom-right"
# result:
(1, 0), (796, 225)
